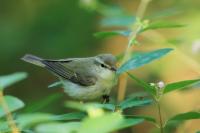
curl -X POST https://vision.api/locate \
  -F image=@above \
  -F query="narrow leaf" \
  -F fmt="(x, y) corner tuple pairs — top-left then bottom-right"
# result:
(125, 115), (156, 124)
(146, 7), (182, 19)
(101, 16), (136, 27)
(94, 30), (132, 38)
(119, 97), (152, 110)
(127, 73), (156, 96)
(164, 79), (200, 94)
(65, 101), (115, 111)
(0, 95), (25, 118)
(141, 21), (185, 32)
(51, 112), (86, 121)
(0, 72), (27, 90)
(117, 48), (173, 74)
(167, 112), (200, 123)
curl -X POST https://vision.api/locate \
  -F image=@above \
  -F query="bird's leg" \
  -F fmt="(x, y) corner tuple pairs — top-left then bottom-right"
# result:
(102, 95), (110, 104)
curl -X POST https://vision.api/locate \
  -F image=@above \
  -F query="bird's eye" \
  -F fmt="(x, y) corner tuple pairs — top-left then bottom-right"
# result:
(101, 64), (107, 68)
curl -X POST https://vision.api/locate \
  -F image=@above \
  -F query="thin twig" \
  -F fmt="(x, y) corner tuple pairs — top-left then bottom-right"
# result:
(136, 0), (152, 19)
(0, 91), (20, 133)
(117, 0), (152, 102)
(157, 101), (164, 133)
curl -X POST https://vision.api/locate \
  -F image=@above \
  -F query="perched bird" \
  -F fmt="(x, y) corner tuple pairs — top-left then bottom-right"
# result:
(21, 54), (118, 103)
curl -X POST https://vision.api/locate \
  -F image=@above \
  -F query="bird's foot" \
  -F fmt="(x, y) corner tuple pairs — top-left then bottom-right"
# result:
(102, 95), (110, 104)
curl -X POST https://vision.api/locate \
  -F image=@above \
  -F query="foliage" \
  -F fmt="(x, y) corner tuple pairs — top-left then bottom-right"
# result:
(1, 0), (200, 133)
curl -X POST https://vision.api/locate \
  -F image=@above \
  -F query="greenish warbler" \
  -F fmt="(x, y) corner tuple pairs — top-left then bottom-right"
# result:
(21, 54), (118, 102)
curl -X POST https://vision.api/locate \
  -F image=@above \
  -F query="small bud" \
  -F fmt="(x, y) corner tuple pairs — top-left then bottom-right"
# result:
(157, 81), (165, 89)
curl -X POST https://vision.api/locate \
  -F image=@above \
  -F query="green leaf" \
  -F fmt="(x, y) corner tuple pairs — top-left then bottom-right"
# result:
(146, 7), (182, 19)
(125, 115), (156, 124)
(164, 79), (200, 94)
(127, 73), (156, 96)
(119, 97), (152, 110)
(94, 30), (132, 38)
(48, 81), (62, 89)
(127, 92), (148, 99)
(117, 48), (173, 74)
(79, 113), (123, 133)
(98, 5), (127, 17)
(167, 112), (200, 123)
(0, 121), (10, 132)
(51, 112), (86, 121)
(17, 113), (54, 129)
(65, 101), (115, 112)
(101, 16), (136, 27)
(196, 131), (200, 133)
(35, 122), (80, 133)
(17, 112), (85, 129)
(0, 72), (27, 90)
(141, 21), (185, 32)
(0, 95), (25, 118)
(79, 113), (143, 133)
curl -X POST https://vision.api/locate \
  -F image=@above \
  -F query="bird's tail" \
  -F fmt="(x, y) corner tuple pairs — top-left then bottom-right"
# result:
(21, 54), (45, 67)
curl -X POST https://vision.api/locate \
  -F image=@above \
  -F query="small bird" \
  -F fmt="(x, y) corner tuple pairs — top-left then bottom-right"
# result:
(21, 54), (118, 103)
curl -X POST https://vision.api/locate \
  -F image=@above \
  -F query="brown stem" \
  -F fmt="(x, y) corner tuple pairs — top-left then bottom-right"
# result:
(117, 0), (151, 102)
(0, 91), (20, 133)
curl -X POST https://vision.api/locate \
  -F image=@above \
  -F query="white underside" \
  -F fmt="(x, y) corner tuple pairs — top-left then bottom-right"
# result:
(62, 70), (117, 100)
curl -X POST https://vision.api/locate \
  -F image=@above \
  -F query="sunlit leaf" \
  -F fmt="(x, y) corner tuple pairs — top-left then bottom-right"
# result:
(117, 48), (173, 74)
(17, 113), (53, 129)
(48, 81), (62, 89)
(0, 72), (27, 90)
(79, 113), (143, 133)
(127, 73), (156, 96)
(35, 122), (80, 133)
(164, 79), (200, 94)
(0, 95), (24, 118)
(167, 112), (200, 123)
(101, 16), (136, 27)
(65, 101), (115, 111)
(119, 97), (152, 110)
(79, 113), (122, 133)
(17, 112), (85, 129)
(94, 30), (132, 38)
(141, 21), (185, 32)
(117, 118), (144, 130)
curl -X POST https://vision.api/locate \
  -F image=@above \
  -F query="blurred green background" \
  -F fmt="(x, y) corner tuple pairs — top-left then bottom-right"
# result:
(1, 0), (200, 132)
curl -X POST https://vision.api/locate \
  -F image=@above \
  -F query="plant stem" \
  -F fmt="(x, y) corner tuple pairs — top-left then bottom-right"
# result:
(136, 0), (152, 19)
(157, 101), (164, 133)
(0, 91), (20, 133)
(117, 0), (151, 102)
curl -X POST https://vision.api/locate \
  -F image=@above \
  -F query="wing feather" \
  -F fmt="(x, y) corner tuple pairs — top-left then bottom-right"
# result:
(42, 60), (96, 86)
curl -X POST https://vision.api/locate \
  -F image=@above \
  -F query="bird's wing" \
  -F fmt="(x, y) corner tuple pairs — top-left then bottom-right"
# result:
(42, 60), (97, 86)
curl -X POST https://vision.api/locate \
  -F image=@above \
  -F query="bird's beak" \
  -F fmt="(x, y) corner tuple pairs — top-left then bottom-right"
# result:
(111, 66), (117, 71)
